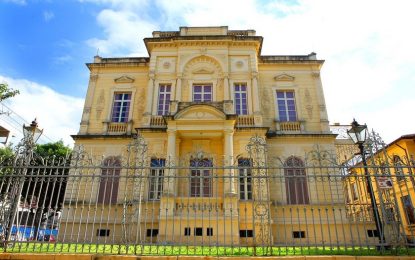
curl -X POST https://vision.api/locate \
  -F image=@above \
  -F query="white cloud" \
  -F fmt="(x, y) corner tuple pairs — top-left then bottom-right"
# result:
(0, 76), (84, 147)
(1, 0), (26, 5)
(53, 55), (73, 64)
(81, 0), (415, 143)
(43, 10), (55, 22)
(86, 9), (157, 56)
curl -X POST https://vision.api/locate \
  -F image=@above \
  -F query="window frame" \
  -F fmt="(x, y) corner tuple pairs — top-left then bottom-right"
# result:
(234, 83), (248, 115)
(157, 84), (172, 115)
(148, 159), (165, 201)
(111, 92), (132, 123)
(190, 158), (213, 197)
(284, 156), (309, 205)
(98, 157), (121, 205)
(275, 90), (297, 122)
(238, 158), (252, 200)
(402, 195), (415, 225)
(192, 84), (213, 102)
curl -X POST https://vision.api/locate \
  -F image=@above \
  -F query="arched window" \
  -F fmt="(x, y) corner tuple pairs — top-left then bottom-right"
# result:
(190, 158), (212, 197)
(98, 157), (121, 204)
(285, 157), (309, 205)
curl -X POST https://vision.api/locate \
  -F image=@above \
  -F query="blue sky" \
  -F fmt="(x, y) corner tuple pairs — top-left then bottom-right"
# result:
(0, 0), (414, 145)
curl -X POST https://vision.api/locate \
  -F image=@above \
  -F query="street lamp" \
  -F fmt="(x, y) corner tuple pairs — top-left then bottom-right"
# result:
(347, 119), (385, 246)
(22, 119), (43, 150)
(3, 119), (43, 246)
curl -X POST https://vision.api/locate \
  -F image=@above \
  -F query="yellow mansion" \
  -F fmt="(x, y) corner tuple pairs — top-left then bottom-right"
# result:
(61, 27), (368, 247)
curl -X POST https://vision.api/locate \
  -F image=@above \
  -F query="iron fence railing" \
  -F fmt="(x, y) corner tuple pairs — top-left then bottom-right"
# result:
(0, 161), (415, 255)
(0, 133), (414, 256)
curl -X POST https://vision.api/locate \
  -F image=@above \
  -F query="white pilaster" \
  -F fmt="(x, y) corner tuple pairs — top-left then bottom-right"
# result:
(223, 129), (236, 195)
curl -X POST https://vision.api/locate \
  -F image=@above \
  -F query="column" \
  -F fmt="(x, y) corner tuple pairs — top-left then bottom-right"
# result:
(175, 74), (182, 101)
(251, 72), (260, 113)
(223, 129), (236, 195)
(223, 74), (230, 100)
(142, 75), (155, 126)
(164, 129), (176, 196)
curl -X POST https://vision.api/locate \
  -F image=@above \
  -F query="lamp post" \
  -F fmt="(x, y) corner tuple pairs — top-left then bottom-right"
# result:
(3, 119), (42, 246)
(347, 119), (385, 246)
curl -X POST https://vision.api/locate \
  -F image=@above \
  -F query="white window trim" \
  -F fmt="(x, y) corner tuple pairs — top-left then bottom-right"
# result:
(152, 80), (175, 115)
(272, 87), (300, 122)
(230, 80), (252, 114)
(188, 80), (217, 102)
(107, 87), (136, 122)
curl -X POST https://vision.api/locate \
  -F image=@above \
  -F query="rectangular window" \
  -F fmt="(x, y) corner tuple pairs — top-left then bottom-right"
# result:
(157, 84), (171, 115)
(193, 85), (212, 102)
(194, 227), (203, 236)
(111, 93), (131, 122)
(293, 231), (306, 238)
(276, 91), (297, 122)
(402, 195), (415, 224)
(206, 228), (213, 236)
(234, 83), (248, 115)
(239, 230), (253, 237)
(238, 158), (252, 200)
(184, 227), (191, 236)
(148, 159), (165, 200)
(367, 229), (379, 237)
(146, 229), (159, 237)
(96, 229), (110, 237)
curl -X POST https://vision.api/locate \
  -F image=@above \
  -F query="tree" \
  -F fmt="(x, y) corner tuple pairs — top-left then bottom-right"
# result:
(0, 83), (19, 102)
(0, 141), (72, 240)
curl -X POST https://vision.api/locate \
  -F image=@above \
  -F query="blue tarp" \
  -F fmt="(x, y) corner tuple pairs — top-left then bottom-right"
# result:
(0, 226), (58, 241)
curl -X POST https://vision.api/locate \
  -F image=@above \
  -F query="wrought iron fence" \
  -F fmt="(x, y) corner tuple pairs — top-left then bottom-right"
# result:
(0, 134), (414, 256)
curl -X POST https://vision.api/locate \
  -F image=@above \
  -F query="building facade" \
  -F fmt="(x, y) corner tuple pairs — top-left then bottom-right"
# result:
(344, 134), (415, 245)
(61, 27), (364, 246)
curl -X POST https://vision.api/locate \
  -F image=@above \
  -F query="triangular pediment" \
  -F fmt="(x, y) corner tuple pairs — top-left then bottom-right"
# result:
(192, 68), (214, 74)
(274, 74), (295, 81)
(114, 75), (135, 83)
(174, 105), (226, 121)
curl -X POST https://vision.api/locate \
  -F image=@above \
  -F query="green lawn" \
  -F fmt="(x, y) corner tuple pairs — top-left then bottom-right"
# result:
(3, 243), (415, 256)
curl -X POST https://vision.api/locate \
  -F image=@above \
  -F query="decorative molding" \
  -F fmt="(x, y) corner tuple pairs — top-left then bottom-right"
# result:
(274, 74), (295, 81)
(114, 75), (135, 83)
(90, 73), (98, 82)
(192, 68), (214, 74)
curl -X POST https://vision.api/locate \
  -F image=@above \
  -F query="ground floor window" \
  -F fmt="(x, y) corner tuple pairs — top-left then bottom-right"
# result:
(190, 158), (212, 197)
(96, 229), (110, 237)
(239, 230), (253, 237)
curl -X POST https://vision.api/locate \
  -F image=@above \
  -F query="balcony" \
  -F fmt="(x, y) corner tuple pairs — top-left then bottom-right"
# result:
(236, 115), (255, 127)
(275, 121), (304, 133)
(150, 116), (166, 128)
(173, 197), (224, 217)
(104, 121), (133, 134)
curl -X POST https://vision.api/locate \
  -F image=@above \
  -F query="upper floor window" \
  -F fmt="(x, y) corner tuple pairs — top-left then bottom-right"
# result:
(193, 85), (212, 102)
(190, 158), (212, 197)
(148, 159), (165, 200)
(98, 157), (121, 204)
(234, 83), (248, 115)
(111, 93), (131, 122)
(276, 91), (297, 122)
(157, 84), (171, 115)
(238, 158), (252, 200)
